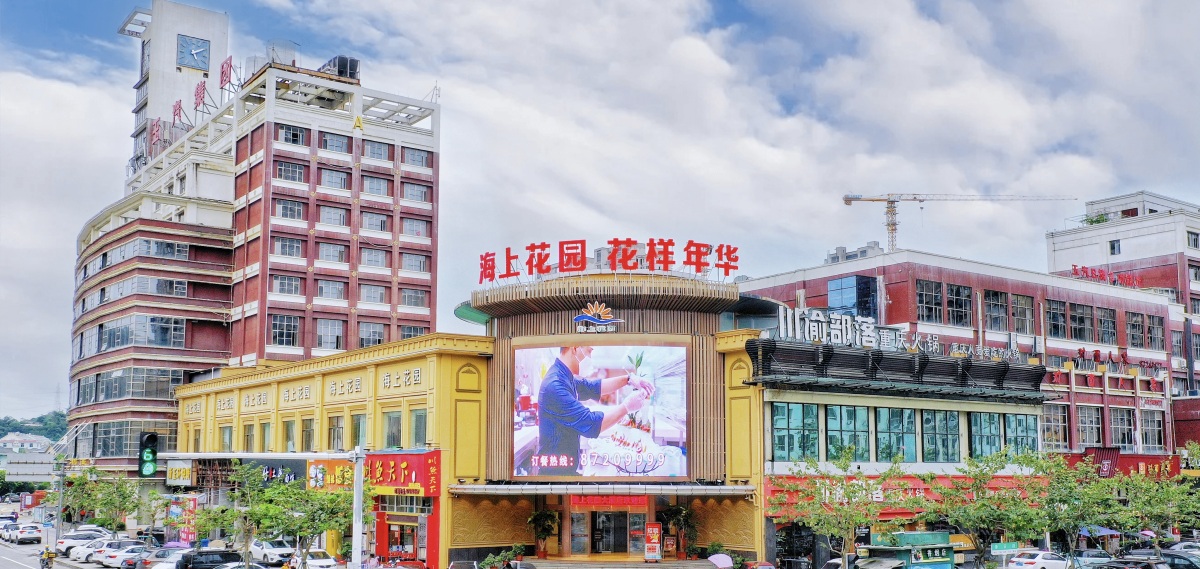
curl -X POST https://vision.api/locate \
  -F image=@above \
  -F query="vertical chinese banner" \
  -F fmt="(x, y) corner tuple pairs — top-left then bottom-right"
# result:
(178, 497), (198, 544)
(644, 522), (662, 562)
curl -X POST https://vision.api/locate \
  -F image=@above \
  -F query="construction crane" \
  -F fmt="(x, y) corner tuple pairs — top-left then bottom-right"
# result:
(843, 193), (1076, 252)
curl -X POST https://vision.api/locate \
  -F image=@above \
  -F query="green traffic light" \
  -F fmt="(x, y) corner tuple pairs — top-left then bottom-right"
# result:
(141, 462), (156, 476)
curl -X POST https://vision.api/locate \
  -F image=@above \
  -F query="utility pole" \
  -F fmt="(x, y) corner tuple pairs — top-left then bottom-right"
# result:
(54, 459), (65, 540)
(350, 447), (365, 569)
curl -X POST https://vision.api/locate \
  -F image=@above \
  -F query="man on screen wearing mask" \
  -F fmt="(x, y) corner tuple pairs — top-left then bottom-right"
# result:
(536, 345), (655, 476)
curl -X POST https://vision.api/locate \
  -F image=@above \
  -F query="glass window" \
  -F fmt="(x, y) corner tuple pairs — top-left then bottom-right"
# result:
(271, 315), (300, 346)
(1097, 308), (1117, 345)
(320, 169), (348, 189)
(1046, 300), (1067, 339)
(1078, 406), (1102, 448)
(279, 124), (307, 145)
(220, 426), (233, 452)
(1192, 298), (1200, 314)
(1109, 240), (1121, 255)
(402, 218), (431, 237)
(917, 280), (942, 323)
(318, 242), (348, 263)
(316, 280), (346, 300)
(243, 424), (255, 452)
(1141, 410), (1165, 452)
(403, 183), (430, 202)
(946, 284), (972, 327)
(276, 162), (306, 182)
(384, 412), (403, 448)
(411, 409), (427, 448)
(922, 410), (960, 463)
(320, 132), (350, 153)
(363, 140), (389, 160)
(351, 414), (366, 450)
(273, 237), (303, 257)
(284, 420), (296, 452)
(1191, 266), (1200, 282)
(274, 199), (305, 219)
(361, 248), (388, 267)
(319, 206), (348, 226)
(826, 405), (869, 461)
(360, 284), (387, 304)
(400, 325), (426, 339)
(1193, 333), (1200, 360)
(401, 288), (428, 307)
(192, 429), (201, 453)
(402, 148), (430, 167)
(327, 415), (344, 451)
(1110, 408), (1135, 451)
(1147, 315), (1165, 351)
(316, 319), (345, 350)
(362, 212), (389, 232)
(1127, 312), (1145, 348)
(260, 423), (271, 452)
(402, 253), (430, 272)
(1041, 405), (1069, 452)
(301, 418), (315, 452)
(1069, 304), (1094, 342)
(771, 403), (819, 462)
(1012, 294), (1034, 334)
(359, 322), (385, 348)
(1172, 331), (1184, 358)
(984, 290), (1008, 332)
(969, 412), (1002, 458)
(875, 408), (916, 462)
(272, 275), (302, 295)
(1189, 231), (1199, 249)
(827, 276), (856, 314)
(1005, 414), (1038, 454)
(363, 176), (389, 196)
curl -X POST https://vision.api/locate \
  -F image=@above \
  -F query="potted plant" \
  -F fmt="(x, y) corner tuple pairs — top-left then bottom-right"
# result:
(660, 505), (697, 560)
(509, 544), (526, 562)
(526, 510), (559, 559)
(686, 544), (702, 560)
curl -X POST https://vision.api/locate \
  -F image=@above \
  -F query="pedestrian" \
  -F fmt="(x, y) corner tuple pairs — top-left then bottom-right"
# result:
(366, 554), (379, 569)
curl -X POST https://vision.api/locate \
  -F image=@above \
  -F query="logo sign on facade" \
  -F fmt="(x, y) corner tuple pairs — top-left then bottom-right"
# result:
(574, 302), (623, 333)
(1071, 264), (1144, 288)
(311, 451), (442, 496)
(645, 522), (663, 561)
(166, 460), (194, 486)
(479, 238), (739, 284)
(568, 495), (648, 507)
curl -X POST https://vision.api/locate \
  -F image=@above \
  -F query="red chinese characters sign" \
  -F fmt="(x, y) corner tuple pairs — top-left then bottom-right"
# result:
(479, 238), (739, 284)
(568, 495), (649, 507)
(1071, 264), (1143, 288)
(219, 56), (233, 89)
(307, 451), (441, 496)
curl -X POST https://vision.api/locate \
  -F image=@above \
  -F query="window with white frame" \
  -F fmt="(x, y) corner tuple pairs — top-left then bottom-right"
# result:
(1189, 231), (1200, 249)
(772, 403), (819, 462)
(1077, 406), (1102, 448)
(1110, 407), (1136, 451)
(320, 132), (350, 153)
(1141, 410), (1165, 452)
(1127, 312), (1145, 348)
(320, 169), (348, 190)
(1191, 265), (1200, 281)
(361, 248), (388, 267)
(1005, 414), (1038, 453)
(360, 283), (387, 303)
(278, 124), (307, 146)
(1046, 300), (1067, 339)
(273, 237), (303, 257)
(362, 211), (389, 232)
(1098, 308), (1117, 345)
(400, 325), (426, 339)
(363, 176), (389, 196)
(272, 275), (302, 295)
(359, 322), (385, 348)
(318, 243), (348, 263)
(316, 319), (345, 350)
(916, 280), (942, 323)
(363, 140), (389, 160)
(401, 288), (427, 307)
(402, 253), (429, 273)
(1147, 315), (1165, 351)
(319, 206), (348, 226)
(1012, 294), (1034, 335)
(276, 162), (306, 182)
(316, 280), (346, 300)
(403, 183), (430, 202)
(274, 199), (305, 219)
(946, 284), (973, 327)
(271, 315), (300, 346)
(402, 218), (430, 237)
(922, 410), (960, 463)
(969, 412), (1002, 458)
(402, 148), (430, 167)
(1070, 303), (1094, 342)
(984, 290), (1008, 332)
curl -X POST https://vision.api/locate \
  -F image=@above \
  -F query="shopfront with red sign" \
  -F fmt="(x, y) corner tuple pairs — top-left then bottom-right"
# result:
(563, 495), (652, 557)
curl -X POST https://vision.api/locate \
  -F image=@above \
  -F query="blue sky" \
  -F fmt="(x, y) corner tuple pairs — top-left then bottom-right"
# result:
(2, 0), (1199, 418)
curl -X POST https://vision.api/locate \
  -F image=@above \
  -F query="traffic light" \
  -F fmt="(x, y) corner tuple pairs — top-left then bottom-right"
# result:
(138, 432), (159, 478)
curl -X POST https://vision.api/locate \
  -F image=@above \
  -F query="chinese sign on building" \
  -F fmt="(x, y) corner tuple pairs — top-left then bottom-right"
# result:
(308, 451), (441, 497)
(1071, 264), (1144, 288)
(479, 238), (739, 283)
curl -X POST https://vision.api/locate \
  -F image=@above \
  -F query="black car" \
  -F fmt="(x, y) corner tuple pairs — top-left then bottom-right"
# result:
(177, 550), (245, 569)
(1095, 560), (1171, 569)
(1125, 551), (1200, 569)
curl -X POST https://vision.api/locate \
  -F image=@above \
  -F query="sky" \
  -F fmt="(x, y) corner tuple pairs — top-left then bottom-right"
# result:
(1, 0), (1199, 419)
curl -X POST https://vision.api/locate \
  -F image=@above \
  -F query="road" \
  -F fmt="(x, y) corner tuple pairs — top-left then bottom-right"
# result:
(0, 501), (61, 569)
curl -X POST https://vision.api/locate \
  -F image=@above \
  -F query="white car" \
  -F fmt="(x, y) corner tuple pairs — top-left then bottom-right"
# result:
(251, 539), (295, 565)
(76, 525), (114, 535)
(72, 539), (110, 562)
(56, 531), (109, 554)
(1172, 543), (1200, 552)
(1008, 551), (1070, 569)
(287, 550), (336, 569)
(80, 539), (144, 563)
(13, 523), (43, 544)
(215, 563), (268, 569)
(150, 550), (188, 569)
(0, 522), (19, 542)
(100, 545), (147, 568)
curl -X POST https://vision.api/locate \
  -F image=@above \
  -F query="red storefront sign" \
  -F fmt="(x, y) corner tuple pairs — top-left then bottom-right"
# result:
(479, 238), (739, 283)
(1071, 264), (1143, 288)
(569, 495), (649, 507)
(308, 451), (442, 496)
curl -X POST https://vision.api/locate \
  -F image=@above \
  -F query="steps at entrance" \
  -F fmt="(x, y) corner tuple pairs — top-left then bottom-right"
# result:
(529, 561), (716, 569)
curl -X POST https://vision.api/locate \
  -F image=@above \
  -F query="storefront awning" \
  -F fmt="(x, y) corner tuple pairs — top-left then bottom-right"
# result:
(448, 484), (756, 496)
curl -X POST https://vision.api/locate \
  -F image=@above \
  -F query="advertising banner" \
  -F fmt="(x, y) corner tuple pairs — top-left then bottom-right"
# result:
(645, 522), (663, 561)
(513, 344), (688, 478)
(307, 451), (442, 496)
(165, 460), (194, 486)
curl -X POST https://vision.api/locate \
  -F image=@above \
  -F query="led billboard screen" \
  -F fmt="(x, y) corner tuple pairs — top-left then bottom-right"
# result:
(513, 344), (688, 478)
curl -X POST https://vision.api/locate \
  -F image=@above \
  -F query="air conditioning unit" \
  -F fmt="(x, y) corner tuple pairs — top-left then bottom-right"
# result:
(1172, 357), (1187, 370)
(1188, 390), (1200, 397)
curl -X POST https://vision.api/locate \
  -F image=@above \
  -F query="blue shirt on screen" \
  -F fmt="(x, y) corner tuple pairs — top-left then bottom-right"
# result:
(537, 358), (603, 475)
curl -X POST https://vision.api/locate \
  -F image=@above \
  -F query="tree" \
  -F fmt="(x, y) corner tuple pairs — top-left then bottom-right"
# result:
(1028, 454), (1111, 551)
(1096, 458), (1200, 555)
(0, 471), (39, 495)
(264, 480), (366, 569)
(767, 447), (924, 569)
(140, 490), (173, 530)
(194, 461), (288, 567)
(91, 469), (141, 530)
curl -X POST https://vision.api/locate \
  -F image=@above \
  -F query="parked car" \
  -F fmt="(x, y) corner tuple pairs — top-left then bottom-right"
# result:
(214, 563), (268, 569)
(132, 548), (189, 569)
(286, 550), (335, 569)
(56, 531), (108, 554)
(250, 539), (294, 565)
(1172, 545), (1200, 553)
(1094, 561), (1171, 569)
(1077, 550), (1117, 567)
(101, 545), (148, 568)
(14, 523), (43, 544)
(84, 540), (146, 564)
(1, 522), (20, 542)
(176, 549), (245, 569)
(150, 550), (189, 569)
(72, 539), (111, 562)
(1126, 551), (1200, 569)
(1008, 551), (1071, 569)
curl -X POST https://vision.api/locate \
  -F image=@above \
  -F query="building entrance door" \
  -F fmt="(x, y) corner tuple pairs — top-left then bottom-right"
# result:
(591, 512), (628, 553)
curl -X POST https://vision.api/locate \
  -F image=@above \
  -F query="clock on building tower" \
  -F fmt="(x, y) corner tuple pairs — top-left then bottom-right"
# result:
(176, 35), (210, 70)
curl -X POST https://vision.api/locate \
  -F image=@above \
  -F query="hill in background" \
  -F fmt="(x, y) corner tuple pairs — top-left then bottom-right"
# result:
(0, 411), (67, 444)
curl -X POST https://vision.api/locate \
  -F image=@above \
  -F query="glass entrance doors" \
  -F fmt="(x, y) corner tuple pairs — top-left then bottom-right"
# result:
(591, 512), (627, 553)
